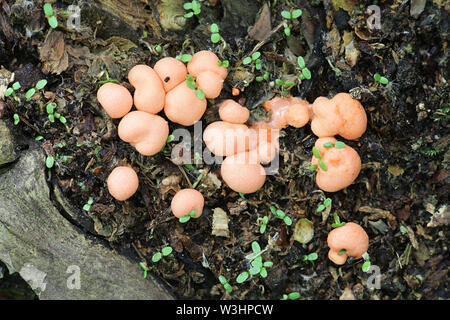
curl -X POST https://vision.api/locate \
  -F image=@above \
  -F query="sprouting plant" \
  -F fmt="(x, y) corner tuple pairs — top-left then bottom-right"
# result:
(236, 241), (273, 283)
(13, 114), (20, 125)
(218, 275), (233, 293)
(26, 79), (47, 101)
(155, 44), (162, 53)
(217, 60), (229, 68)
(399, 225), (408, 235)
(239, 192), (246, 199)
(184, 163), (196, 171)
(275, 79), (295, 96)
(183, 0), (203, 18)
(179, 209), (198, 223)
(97, 70), (119, 85)
(310, 146), (328, 171)
(46, 102), (67, 125)
(43, 3), (58, 29)
(281, 292), (301, 300)
(5, 81), (21, 100)
(317, 198), (332, 213)
(177, 53), (193, 63)
(302, 252), (318, 262)
(361, 252), (371, 272)
(331, 212), (346, 228)
(152, 246), (173, 262)
(280, 9), (303, 36)
(256, 72), (270, 82)
(210, 23), (222, 44)
(82, 197), (94, 212)
(242, 52), (262, 71)
(297, 56), (311, 81)
(422, 149), (444, 157)
(373, 73), (389, 85)
(258, 215), (269, 234)
(45, 155), (55, 169)
(270, 205), (292, 226)
(185, 74), (206, 100)
(433, 107), (450, 122)
(139, 262), (150, 279)
(56, 153), (71, 163)
(35, 136), (44, 141)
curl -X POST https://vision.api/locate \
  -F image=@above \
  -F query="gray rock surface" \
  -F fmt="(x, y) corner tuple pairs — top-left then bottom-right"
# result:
(0, 144), (173, 300)
(0, 120), (17, 165)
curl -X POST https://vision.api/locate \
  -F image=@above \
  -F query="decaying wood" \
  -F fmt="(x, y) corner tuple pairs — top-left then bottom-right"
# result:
(0, 143), (173, 300)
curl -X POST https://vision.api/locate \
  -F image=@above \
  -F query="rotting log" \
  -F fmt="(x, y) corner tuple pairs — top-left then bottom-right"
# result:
(0, 128), (173, 300)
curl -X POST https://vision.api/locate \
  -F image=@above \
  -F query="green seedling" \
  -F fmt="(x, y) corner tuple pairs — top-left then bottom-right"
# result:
(423, 149), (443, 157)
(139, 262), (150, 279)
(256, 72), (270, 82)
(185, 74), (206, 100)
(373, 73), (389, 85)
(309, 141), (345, 171)
(236, 241), (273, 283)
(82, 197), (94, 212)
(270, 205), (292, 226)
(275, 79), (295, 96)
(44, 3), (58, 28)
(258, 215), (269, 234)
(177, 53), (193, 63)
(5, 81), (21, 100)
(13, 114), (20, 125)
(297, 56), (311, 81)
(311, 146), (328, 171)
(97, 70), (119, 85)
(281, 292), (301, 300)
(210, 23), (222, 44)
(317, 198), (332, 213)
(179, 209), (197, 223)
(433, 107), (450, 122)
(218, 275), (233, 293)
(302, 252), (318, 262)
(331, 212), (346, 228)
(361, 252), (371, 272)
(243, 51), (262, 70)
(217, 60), (229, 68)
(46, 102), (67, 125)
(45, 155), (55, 169)
(281, 9), (302, 36)
(152, 246), (173, 262)
(183, 0), (203, 18)
(25, 79), (47, 101)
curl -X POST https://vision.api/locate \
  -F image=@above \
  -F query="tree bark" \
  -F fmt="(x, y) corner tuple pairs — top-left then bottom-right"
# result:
(0, 140), (173, 300)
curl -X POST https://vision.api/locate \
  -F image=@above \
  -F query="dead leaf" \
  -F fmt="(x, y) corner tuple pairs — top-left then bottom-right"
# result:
(359, 206), (397, 226)
(427, 205), (450, 227)
(339, 287), (356, 300)
(39, 31), (69, 75)
(332, 0), (358, 12)
(406, 226), (419, 249)
(326, 27), (341, 59)
(293, 218), (314, 244)
(212, 208), (229, 238)
(388, 165), (404, 177)
(416, 224), (433, 240)
(248, 2), (271, 41)
(160, 174), (182, 199)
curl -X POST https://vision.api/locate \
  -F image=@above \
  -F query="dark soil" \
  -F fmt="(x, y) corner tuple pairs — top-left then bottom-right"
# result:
(0, 0), (448, 300)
